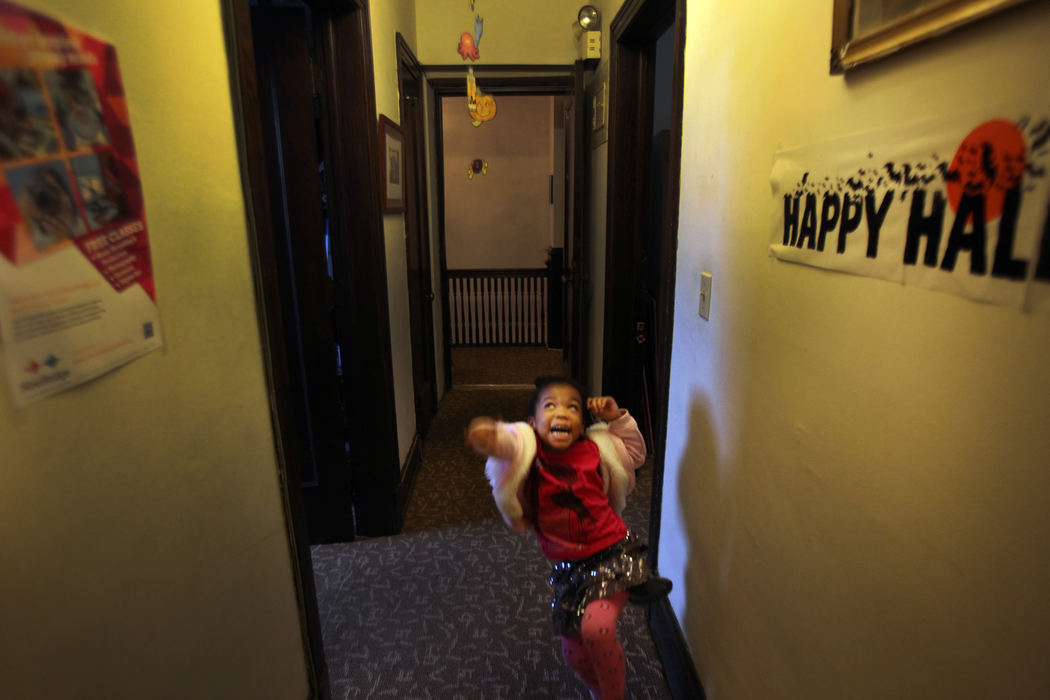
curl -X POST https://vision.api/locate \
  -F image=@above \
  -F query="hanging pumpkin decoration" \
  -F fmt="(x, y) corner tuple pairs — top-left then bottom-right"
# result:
(467, 67), (496, 127)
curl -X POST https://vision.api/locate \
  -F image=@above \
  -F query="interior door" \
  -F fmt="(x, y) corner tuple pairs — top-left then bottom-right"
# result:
(397, 36), (437, 437)
(251, 4), (354, 543)
(637, 23), (677, 452)
(567, 62), (590, 382)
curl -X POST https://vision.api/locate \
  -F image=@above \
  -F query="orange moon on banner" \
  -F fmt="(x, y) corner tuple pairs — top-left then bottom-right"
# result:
(946, 119), (1027, 222)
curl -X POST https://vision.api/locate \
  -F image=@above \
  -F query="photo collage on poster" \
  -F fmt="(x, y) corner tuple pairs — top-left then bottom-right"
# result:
(0, 63), (132, 264)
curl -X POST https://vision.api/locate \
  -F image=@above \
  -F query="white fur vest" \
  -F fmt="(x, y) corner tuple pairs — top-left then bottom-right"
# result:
(484, 421), (635, 532)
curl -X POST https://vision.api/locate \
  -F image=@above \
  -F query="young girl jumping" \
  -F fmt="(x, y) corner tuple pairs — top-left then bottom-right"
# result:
(467, 375), (670, 700)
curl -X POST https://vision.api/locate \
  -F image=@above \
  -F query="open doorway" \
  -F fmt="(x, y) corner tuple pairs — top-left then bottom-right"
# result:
(432, 69), (587, 388)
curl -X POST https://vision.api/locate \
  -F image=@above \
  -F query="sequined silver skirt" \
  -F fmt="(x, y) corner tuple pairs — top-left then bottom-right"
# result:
(548, 531), (651, 637)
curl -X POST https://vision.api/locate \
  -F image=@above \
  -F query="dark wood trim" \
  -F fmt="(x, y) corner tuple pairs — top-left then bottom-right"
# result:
(650, 598), (706, 700)
(423, 63), (574, 73)
(429, 75), (573, 95)
(434, 97), (453, 392)
(220, 1), (328, 697)
(317, 3), (403, 536)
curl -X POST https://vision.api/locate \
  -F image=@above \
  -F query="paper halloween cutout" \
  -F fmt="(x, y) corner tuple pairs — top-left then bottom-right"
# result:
(467, 158), (488, 179)
(467, 67), (496, 127)
(458, 32), (479, 61)
(458, 14), (484, 61)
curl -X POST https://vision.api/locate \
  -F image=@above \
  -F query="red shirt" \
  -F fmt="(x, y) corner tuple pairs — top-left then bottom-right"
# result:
(527, 435), (627, 561)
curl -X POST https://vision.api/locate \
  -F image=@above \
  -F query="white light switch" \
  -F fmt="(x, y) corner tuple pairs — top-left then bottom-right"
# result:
(699, 272), (712, 320)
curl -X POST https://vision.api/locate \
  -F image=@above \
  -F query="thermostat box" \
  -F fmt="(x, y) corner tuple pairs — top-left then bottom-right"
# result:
(578, 30), (600, 60)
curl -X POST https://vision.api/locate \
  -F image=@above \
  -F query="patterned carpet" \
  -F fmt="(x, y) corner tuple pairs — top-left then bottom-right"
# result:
(311, 386), (671, 699)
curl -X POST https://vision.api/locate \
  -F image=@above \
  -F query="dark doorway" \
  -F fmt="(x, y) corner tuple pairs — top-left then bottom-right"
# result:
(249, 0), (355, 546)
(430, 69), (588, 389)
(225, 0), (403, 693)
(603, 0), (682, 552)
(232, 0), (403, 544)
(396, 35), (438, 438)
(603, 0), (704, 696)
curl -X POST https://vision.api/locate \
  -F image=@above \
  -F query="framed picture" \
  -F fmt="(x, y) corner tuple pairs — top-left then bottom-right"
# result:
(831, 0), (1035, 73)
(378, 114), (404, 213)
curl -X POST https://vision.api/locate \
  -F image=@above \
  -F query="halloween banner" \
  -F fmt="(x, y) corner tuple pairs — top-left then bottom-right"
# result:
(0, 2), (161, 407)
(769, 103), (1050, 312)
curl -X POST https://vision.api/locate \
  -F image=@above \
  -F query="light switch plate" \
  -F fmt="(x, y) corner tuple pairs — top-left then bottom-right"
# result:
(699, 272), (712, 320)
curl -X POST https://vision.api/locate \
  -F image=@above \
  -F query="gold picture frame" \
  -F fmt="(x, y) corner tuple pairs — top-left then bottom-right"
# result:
(378, 114), (404, 213)
(831, 0), (1035, 73)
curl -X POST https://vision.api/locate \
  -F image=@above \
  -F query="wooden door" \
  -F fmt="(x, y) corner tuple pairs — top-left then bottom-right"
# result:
(251, 4), (354, 543)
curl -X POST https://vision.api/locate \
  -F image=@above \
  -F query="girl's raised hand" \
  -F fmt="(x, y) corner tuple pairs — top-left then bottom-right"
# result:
(466, 416), (499, 456)
(587, 396), (621, 422)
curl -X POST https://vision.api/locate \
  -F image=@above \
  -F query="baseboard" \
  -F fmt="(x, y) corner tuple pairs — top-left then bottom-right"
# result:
(649, 597), (705, 699)
(395, 433), (424, 528)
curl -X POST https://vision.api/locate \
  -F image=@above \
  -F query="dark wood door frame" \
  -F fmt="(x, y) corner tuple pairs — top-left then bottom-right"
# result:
(223, 0), (401, 695)
(604, 0), (704, 697)
(605, 0), (680, 567)
(427, 68), (585, 388)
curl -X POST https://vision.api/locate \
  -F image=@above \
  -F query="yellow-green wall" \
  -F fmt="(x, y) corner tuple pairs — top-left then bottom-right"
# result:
(370, 1), (418, 466)
(414, 0), (581, 65)
(0, 2), (307, 698)
(665, 2), (1050, 697)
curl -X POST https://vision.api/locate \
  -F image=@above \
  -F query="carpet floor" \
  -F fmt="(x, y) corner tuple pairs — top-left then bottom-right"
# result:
(311, 386), (672, 699)
(450, 346), (567, 386)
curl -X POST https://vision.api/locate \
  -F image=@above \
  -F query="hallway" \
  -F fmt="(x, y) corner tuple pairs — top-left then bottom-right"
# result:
(311, 383), (672, 698)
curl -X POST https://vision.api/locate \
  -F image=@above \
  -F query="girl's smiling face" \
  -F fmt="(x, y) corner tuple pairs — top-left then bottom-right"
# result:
(529, 383), (585, 452)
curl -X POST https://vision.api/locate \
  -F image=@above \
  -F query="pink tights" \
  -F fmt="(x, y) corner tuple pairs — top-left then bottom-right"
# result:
(560, 590), (629, 700)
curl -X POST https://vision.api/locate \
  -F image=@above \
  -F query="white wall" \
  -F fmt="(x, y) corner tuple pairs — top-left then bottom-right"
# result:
(664, 2), (1050, 698)
(443, 95), (555, 270)
(0, 2), (308, 698)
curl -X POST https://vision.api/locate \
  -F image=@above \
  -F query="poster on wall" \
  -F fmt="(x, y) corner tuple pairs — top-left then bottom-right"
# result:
(0, 1), (161, 407)
(770, 103), (1050, 312)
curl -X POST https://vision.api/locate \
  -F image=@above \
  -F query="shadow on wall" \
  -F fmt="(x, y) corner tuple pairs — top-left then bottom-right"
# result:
(677, 388), (736, 696)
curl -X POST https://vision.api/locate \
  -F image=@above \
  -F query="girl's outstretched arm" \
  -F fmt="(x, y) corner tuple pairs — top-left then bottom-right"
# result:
(466, 416), (498, 456)
(466, 416), (519, 460)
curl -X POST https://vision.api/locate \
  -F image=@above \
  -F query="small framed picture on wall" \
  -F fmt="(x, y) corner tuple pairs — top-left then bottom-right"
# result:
(379, 114), (404, 213)
(831, 0), (1035, 73)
